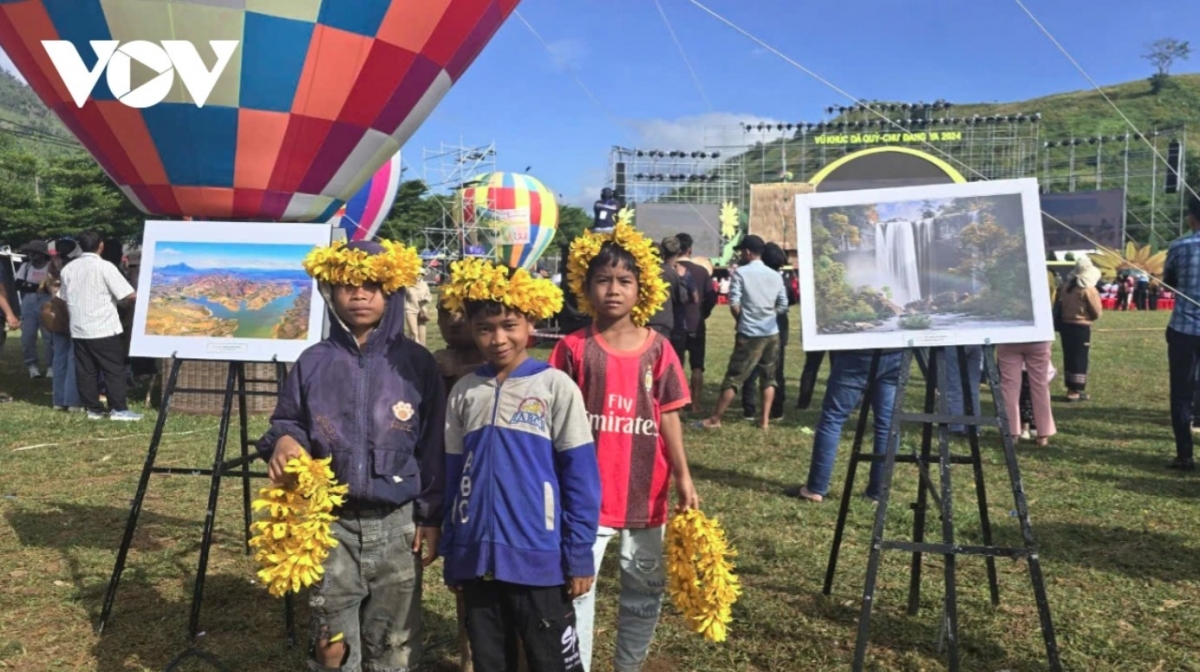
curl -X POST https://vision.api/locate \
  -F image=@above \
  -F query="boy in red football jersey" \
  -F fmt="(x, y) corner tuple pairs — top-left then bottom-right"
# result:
(551, 231), (700, 672)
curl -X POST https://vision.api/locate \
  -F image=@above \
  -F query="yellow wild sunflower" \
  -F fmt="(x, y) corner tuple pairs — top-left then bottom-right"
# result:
(665, 509), (742, 643)
(440, 256), (563, 321)
(248, 454), (349, 598)
(1090, 242), (1166, 281)
(719, 202), (739, 240)
(302, 240), (423, 294)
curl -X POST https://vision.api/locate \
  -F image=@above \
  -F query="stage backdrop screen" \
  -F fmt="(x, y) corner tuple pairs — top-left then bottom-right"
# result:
(1039, 189), (1125, 252)
(635, 203), (722, 258)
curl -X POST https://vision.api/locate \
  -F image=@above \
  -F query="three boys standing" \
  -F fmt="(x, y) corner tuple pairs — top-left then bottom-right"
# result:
(260, 225), (698, 672)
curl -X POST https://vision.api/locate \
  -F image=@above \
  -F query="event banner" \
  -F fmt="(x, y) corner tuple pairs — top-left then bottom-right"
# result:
(749, 183), (815, 253)
(1039, 189), (1125, 252)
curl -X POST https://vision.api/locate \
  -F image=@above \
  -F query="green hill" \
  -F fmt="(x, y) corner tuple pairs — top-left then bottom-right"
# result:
(0, 69), (81, 159)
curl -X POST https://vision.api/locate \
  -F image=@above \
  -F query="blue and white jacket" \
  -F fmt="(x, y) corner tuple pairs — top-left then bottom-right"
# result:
(441, 358), (600, 587)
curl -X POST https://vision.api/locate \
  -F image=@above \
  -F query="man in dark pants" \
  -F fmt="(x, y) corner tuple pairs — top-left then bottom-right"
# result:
(59, 231), (141, 421)
(1164, 195), (1200, 471)
(743, 243), (795, 420)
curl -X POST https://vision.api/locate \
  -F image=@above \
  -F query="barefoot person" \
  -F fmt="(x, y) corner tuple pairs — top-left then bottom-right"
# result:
(259, 240), (445, 671)
(698, 235), (788, 430)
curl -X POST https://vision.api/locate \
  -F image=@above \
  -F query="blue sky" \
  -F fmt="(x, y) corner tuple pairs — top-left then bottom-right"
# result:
(4, 0), (1198, 208)
(153, 241), (309, 270)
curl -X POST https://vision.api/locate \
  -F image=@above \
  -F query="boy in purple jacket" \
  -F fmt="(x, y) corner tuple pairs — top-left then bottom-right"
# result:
(259, 240), (445, 672)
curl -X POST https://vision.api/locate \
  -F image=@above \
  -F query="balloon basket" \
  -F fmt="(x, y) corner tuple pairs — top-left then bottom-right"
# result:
(162, 359), (285, 415)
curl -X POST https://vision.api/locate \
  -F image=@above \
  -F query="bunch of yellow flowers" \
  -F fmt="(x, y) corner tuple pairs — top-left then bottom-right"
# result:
(665, 509), (742, 643)
(440, 256), (563, 321)
(248, 454), (349, 598)
(302, 239), (422, 294)
(566, 210), (669, 327)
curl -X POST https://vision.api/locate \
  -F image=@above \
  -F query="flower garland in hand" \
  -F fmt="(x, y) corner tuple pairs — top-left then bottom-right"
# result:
(302, 240), (422, 294)
(440, 256), (563, 321)
(566, 210), (669, 326)
(249, 454), (349, 597)
(665, 509), (742, 643)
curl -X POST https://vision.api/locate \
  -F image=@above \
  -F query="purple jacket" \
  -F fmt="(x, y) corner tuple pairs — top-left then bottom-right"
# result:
(258, 287), (446, 525)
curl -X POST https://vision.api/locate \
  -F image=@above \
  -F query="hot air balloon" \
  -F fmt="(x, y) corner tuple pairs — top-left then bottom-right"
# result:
(0, 0), (518, 221)
(458, 172), (558, 271)
(332, 151), (401, 242)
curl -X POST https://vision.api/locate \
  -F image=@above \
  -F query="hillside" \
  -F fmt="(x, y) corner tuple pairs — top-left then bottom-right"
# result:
(738, 73), (1200, 185)
(0, 69), (81, 159)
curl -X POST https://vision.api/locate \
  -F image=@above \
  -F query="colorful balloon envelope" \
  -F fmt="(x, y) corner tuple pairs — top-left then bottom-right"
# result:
(0, 0), (518, 221)
(458, 172), (558, 271)
(333, 151), (401, 242)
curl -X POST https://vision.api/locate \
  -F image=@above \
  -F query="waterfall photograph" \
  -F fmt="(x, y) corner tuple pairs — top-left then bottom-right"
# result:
(795, 178), (1055, 352)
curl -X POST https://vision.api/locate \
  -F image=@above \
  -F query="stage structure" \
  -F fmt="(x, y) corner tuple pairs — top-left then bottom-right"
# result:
(604, 99), (1191, 249)
(608, 137), (746, 260)
(413, 140), (498, 260)
(1040, 127), (1188, 245)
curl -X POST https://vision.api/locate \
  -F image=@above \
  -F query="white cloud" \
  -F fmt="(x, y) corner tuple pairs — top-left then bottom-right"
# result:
(628, 112), (790, 151)
(0, 47), (25, 83)
(545, 38), (586, 72)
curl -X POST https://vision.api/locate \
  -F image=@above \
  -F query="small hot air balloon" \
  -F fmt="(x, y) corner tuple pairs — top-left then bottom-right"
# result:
(0, 0), (518, 221)
(332, 151), (401, 242)
(458, 172), (558, 271)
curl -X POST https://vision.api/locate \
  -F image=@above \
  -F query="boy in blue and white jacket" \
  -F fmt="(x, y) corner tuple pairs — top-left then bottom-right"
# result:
(441, 260), (600, 672)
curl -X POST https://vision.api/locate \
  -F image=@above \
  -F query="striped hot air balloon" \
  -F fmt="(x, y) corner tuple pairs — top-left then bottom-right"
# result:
(332, 151), (401, 241)
(0, 0), (518, 221)
(458, 172), (558, 271)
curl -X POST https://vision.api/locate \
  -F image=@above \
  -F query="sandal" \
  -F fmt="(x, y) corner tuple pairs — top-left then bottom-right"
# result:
(1065, 393), (1090, 403)
(0, 393), (11, 403)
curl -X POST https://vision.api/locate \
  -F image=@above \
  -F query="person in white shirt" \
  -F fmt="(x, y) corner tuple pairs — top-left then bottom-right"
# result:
(60, 231), (141, 421)
(404, 277), (432, 346)
(15, 240), (53, 378)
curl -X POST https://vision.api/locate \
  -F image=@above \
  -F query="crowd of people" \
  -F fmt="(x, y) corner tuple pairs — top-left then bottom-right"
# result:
(1, 231), (144, 419)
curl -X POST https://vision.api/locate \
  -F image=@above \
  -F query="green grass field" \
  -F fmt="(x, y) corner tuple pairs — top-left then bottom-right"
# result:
(0, 309), (1197, 671)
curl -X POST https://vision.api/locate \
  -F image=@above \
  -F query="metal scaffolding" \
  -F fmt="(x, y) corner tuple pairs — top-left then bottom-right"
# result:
(603, 100), (1189, 246)
(413, 140), (499, 261)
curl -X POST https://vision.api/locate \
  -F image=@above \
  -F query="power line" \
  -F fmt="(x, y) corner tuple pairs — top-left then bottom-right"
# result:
(1011, 0), (1198, 204)
(683, 0), (1200, 310)
(653, 0), (713, 111)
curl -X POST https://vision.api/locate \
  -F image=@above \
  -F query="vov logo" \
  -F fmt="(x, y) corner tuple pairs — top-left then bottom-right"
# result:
(42, 40), (239, 109)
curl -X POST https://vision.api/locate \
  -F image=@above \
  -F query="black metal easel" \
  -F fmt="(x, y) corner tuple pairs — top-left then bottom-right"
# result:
(822, 345), (1061, 671)
(96, 357), (296, 671)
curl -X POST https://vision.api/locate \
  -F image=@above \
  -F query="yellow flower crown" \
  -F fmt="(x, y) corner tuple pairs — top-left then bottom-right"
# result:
(566, 211), (668, 327)
(441, 256), (563, 322)
(249, 454), (349, 598)
(666, 509), (742, 643)
(302, 240), (422, 294)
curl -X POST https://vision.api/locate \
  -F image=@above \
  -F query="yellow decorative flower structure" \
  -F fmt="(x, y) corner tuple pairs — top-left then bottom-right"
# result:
(440, 256), (563, 321)
(249, 454), (349, 598)
(302, 240), (423, 294)
(566, 211), (668, 327)
(665, 509), (742, 643)
(1090, 242), (1166, 280)
(719, 202), (739, 240)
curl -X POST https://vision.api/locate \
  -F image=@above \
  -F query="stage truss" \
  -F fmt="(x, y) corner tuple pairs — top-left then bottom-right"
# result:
(605, 101), (1190, 247)
(411, 140), (498, 263)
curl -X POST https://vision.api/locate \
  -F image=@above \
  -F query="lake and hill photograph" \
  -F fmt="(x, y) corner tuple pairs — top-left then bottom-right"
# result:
(144, 242), (314, 340)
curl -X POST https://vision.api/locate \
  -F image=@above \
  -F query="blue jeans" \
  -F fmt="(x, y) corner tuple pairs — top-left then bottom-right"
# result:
(574, 526), (665, 672)
(20, 293), (52, 369)
(50, 332), (80, 408)
(942, 346), (982, 433)
(805, 350), (903, 498)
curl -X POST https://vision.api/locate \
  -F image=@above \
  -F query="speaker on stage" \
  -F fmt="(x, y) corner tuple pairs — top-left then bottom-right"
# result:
(1166, 141), (1181, 194)
(615, 162), (627, 204)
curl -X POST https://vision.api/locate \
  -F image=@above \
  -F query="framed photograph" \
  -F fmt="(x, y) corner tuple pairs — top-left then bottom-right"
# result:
(130, 221), (330, 362)
(795, 178), (1054, 351)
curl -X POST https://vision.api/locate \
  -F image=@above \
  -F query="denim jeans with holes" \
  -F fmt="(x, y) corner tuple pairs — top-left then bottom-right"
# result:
(805, 350), (903, 499)
(573, 526), (665, 672)
(307, 503), (422, 672)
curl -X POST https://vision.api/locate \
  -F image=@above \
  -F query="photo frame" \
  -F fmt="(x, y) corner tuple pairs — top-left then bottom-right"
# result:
(130, 221), (331, 362)
(795, 178), (1054, 351)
